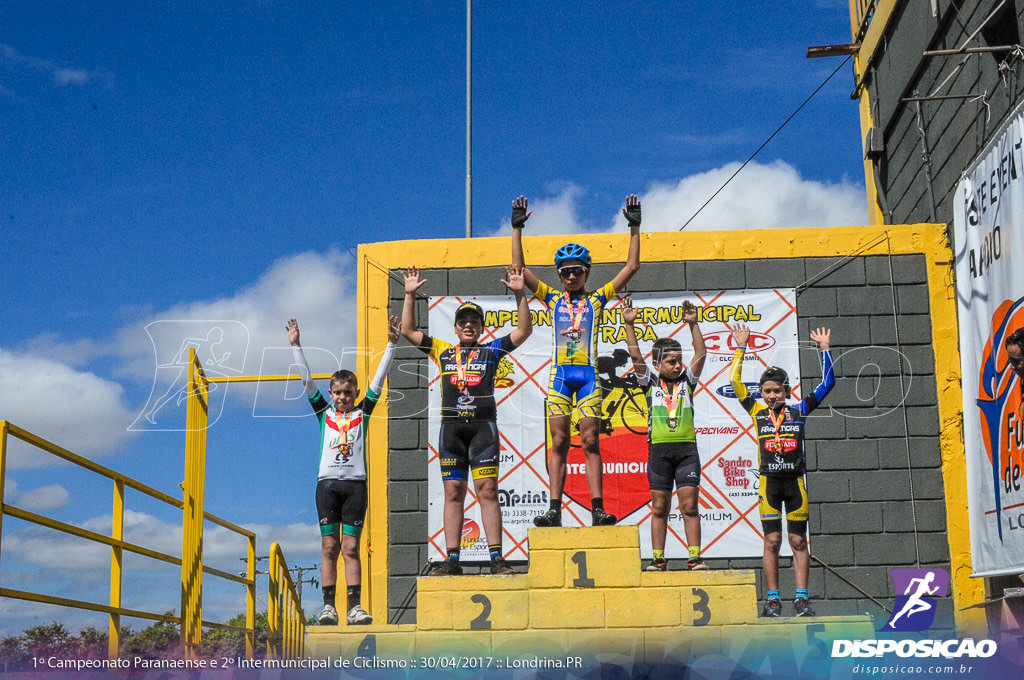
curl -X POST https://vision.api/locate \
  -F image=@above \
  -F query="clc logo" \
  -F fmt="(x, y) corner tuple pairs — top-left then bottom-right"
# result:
(703, 331), (776, 355)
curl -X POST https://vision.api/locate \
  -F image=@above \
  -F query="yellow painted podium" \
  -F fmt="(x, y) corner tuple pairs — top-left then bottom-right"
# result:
(306, 526), (873, 666)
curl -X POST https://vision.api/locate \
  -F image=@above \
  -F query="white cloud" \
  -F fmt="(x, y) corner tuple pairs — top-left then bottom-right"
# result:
(4, 479), (70, 512)
(494, 183), (588, 236)
(118, 249), (357, 383)
(1, 43), (113, 88)
(0, 348), (137, 464)
(641, 160), (868, 230)
(2, 251), (358, 449)
(487, 160), (867, 236)
(22, 333), (107, 367)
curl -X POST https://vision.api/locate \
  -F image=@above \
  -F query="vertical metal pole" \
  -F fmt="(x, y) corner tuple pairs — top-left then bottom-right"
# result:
(466, 0), (473, 238)
(109, 479), (124, 659)
(0, 421), (8, 566)
(245, 534), (256, 659)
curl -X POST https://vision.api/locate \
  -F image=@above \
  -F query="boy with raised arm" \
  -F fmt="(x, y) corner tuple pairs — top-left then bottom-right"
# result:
(511, 194), (641, 527)
(622, 295), (708, 570)
(728, 323), (834, 617)
(286, 314), (400, 626)
(402, 265), (532, 575)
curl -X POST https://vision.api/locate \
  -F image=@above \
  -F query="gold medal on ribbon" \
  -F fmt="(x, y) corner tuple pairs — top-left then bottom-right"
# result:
(661, 378), (682, 432)
(768, 408), (786, 450)
(334, 411), (355, 459)
(454, 345), (477, 394)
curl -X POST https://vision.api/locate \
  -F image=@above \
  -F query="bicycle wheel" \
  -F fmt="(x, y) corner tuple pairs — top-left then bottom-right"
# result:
(620, 389), (649, 435)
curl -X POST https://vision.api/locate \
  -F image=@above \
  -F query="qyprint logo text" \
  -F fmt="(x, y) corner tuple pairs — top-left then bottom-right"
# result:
(882, 568), (950, 632)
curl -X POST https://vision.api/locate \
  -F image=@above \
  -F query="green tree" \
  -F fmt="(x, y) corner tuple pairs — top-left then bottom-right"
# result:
(0, 635), (27, 672)
(119, 615), (180, 659)
(198, 612), (268, 659)
(75, 626), (108, 660)
(24, 622), (76, 659)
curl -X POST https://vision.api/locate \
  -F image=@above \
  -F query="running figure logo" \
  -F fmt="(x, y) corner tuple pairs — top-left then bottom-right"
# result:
(130, 321), (249, 431)
(881, 568), (950, 632)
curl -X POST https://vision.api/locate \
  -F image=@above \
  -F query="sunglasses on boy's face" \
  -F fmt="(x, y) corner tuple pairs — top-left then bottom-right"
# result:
(558, 266), (587, 278)
(455, 316), (482, 327)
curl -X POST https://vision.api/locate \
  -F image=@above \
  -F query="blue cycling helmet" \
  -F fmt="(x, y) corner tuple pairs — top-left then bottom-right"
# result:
(554, 243), (591, 267)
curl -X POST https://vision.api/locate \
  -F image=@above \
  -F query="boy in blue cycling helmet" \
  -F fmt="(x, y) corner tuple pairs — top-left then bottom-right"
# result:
(511, 194), (642, 527)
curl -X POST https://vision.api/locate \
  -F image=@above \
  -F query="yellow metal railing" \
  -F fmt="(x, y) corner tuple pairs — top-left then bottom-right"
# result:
(267, 542), (305, 658)
(0, 413), (256, 658)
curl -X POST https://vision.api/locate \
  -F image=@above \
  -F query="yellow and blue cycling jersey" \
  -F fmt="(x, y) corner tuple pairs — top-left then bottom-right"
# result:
(535, 279), (616, 366)
(535, 279), (616, 417)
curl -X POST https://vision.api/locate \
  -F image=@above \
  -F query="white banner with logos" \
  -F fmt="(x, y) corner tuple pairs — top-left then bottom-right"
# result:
(424, 288), (801, 562)
(952, 101), (1024, 577)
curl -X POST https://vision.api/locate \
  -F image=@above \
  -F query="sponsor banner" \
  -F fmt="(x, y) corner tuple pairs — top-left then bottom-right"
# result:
(952, 100), (1024, 577)
(13, 638), (1023, 679)
(425, 289), (799, 561)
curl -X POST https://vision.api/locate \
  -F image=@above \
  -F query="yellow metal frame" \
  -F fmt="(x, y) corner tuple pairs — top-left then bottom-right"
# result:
(267, 542), (306, 658)
(0, 417), (257, 658)
(355, 224), (983, 634)
(0, 339), (305, 661)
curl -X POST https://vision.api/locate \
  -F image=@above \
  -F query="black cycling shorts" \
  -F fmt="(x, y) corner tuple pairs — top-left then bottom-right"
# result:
(758, 475), (808, 535)
(647, 441), (701, 491)
(438, 421), (499, 481)
(315, 478), (367, 537)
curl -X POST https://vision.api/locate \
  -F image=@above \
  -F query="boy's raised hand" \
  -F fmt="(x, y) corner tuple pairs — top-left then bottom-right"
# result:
(809, 327), (831, 351)
(728, 322), (750, 348)
(622, 194), (642, 228)
(682, 300), (698, 326)
(286, 318), (301, 346)
(387, 315), (401, 344)
(511, 195), (532, 229)
(621, 294), (638, 324)
(404, 267), (427, 295)
(501, 264), (526, 292)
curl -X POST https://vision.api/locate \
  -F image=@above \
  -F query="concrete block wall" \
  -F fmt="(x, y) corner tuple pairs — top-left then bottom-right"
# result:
(865, 0), (1024, 224)
(385, 253), (947, 625)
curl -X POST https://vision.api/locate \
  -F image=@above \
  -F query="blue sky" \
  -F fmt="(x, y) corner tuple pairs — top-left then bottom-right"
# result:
(0, 1), (867, 635)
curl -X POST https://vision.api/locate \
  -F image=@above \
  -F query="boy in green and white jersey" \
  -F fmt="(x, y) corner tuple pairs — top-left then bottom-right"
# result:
(287, 315), (399, 626)
(622, 296), (707, 571)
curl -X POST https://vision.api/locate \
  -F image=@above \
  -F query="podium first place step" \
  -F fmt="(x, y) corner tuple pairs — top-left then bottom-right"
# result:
(418, 525), (758, 630)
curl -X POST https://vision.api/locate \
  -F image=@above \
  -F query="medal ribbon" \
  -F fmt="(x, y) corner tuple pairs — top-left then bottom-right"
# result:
(768, 408), (786, 449)
(454, 345), (478, 388)
(334, 410), (355, 449)
(660, 379), (681, 423)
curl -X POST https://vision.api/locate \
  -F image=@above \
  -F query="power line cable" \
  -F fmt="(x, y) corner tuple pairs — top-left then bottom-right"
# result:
(679, 55), (853, 231)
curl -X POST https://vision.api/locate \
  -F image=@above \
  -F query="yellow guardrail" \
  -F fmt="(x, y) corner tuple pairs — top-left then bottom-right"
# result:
(267, 542), (306, 658)
(0, 348), (257, 659)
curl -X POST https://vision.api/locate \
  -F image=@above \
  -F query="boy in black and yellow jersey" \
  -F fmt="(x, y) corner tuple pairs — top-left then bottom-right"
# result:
(729, 322), (834, 618)
(622, 295), (708, 571)
(401, 265), (532, 576)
